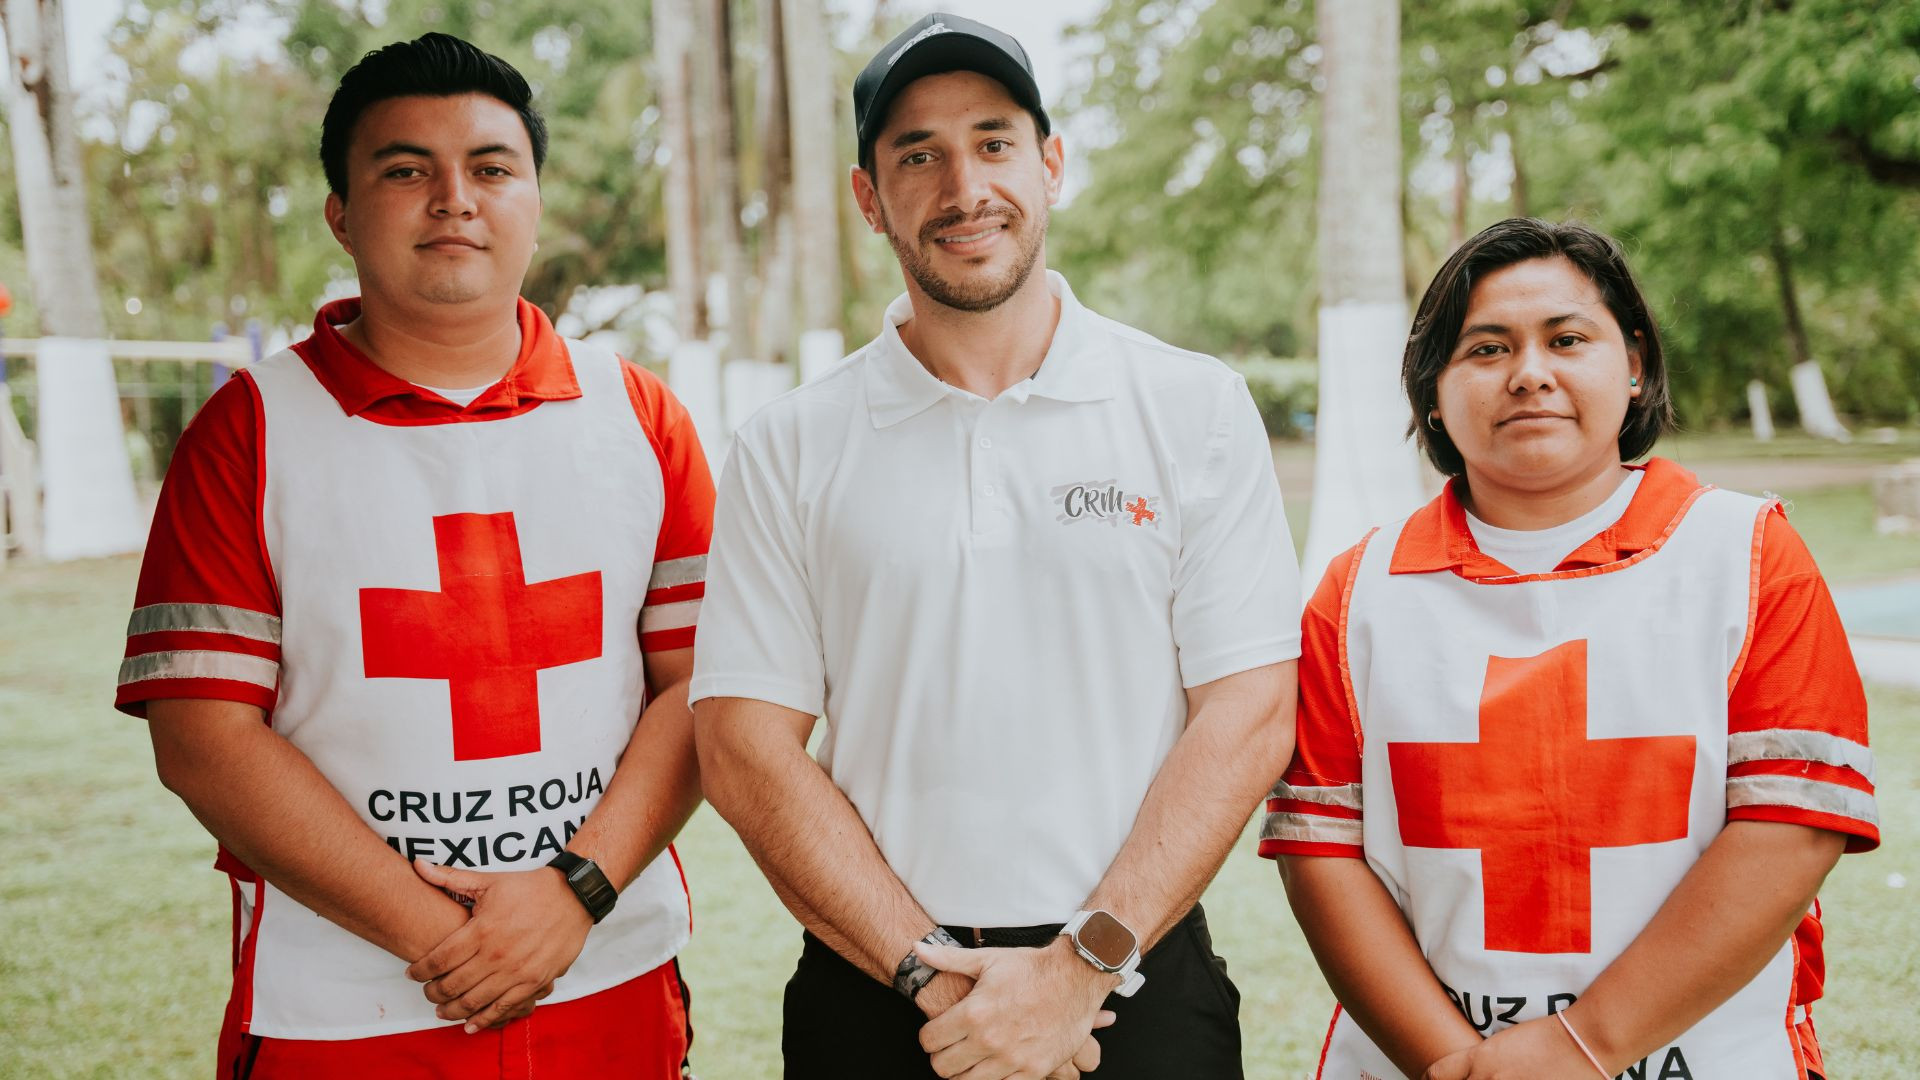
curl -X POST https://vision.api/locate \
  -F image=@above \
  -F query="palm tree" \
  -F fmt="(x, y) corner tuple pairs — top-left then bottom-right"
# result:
(1301, 0), (1429, 589)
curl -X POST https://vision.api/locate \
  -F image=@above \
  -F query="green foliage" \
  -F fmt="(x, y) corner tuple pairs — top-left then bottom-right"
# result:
(60, 0), (664, 344)
(1230, 355), (1317, 437)
(1055, 0), (1920, 426)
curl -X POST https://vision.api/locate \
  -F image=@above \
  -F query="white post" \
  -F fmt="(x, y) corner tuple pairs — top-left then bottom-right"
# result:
(724, 358), (794, 435)
(669, 339), (726, 461)
(798, 328), (845, 384)
(35, 337), (144, 560)
(1746, 380), (1775, 442)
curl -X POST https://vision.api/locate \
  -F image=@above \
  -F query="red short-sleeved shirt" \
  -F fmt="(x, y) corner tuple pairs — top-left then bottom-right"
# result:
(117, 297), (714, 717)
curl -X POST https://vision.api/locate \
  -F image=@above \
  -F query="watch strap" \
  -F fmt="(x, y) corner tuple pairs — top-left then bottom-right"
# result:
(893, 926), (965, 1000)
(547, 851), (618, 924)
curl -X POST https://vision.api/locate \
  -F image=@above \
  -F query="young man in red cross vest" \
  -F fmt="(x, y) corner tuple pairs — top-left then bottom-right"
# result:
(117, 34), (711, 1078)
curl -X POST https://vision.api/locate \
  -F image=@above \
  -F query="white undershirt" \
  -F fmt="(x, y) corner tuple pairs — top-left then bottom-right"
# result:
(412, 382), (489, 406)
(1466, 469), (1644, 575)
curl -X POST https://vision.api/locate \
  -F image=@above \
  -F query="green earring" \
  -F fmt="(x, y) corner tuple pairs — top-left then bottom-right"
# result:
(1630, 376), (1640, 387)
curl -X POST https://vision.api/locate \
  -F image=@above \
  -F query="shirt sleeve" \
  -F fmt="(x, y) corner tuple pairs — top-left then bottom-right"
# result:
(1169, 375), (1303, 687)
(686, 432), (826, 716)
(1725, 506), (1878, 851)
(624, 361), (716, 653)
(1259, 544), (1366, 859)
(116, 374), (282, 717)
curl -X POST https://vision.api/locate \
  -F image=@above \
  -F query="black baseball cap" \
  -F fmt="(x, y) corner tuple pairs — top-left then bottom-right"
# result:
(853, 13), (1051, 153)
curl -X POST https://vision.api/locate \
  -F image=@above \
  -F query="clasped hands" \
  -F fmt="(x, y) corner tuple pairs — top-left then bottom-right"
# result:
(1422, 1013), (1610, 1080)
(402, 858), (594, 1032)
(913, 936), (1122, 1080)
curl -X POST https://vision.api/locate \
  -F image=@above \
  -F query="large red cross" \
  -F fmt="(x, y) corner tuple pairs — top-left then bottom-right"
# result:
(1125, 497), (1155, 526)
(361, 512), (602, 761)
(1387, 639), (1695, 953)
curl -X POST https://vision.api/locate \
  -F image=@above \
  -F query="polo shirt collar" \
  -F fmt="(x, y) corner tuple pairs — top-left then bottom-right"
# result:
(865, 270), (1113, 428)
(294, 296), (580, 418)
(1389, 457), (1707, 578)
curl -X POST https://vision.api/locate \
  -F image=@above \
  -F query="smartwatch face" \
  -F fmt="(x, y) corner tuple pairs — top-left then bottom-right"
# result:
(1078, 911), (1136, 970)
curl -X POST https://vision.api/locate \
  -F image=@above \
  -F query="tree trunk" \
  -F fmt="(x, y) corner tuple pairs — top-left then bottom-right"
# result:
(1449, 127), (1469, 250)
(1302, 0), (1429, 591)
(2, 0), (106, 337)
(653, 0), (707, 341)
(1771, 233), (1848, 440)
(1507, 118), (1529, 217)
(782, 0), (844, 358)
(755, 0), (794, 364)
(694, 0), (751, 355)
(2, 0), (145, 561)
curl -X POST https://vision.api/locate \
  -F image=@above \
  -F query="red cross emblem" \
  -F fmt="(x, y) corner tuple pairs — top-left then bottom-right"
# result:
(1125, 496), (1155, 526)
(1387, 640), (1695, 953)
(361, 512), (602, 761)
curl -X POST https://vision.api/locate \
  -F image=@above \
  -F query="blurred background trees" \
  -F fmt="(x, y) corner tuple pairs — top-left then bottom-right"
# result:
(2, 0), (1917, 433)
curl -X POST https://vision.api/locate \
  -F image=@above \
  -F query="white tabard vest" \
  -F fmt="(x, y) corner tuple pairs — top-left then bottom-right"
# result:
(241, 339), (689, 1039)
(1321, 486), (1796, 1080)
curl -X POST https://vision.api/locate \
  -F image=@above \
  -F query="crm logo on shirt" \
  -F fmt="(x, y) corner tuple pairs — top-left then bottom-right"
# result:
(1051, 479), (1161, 528)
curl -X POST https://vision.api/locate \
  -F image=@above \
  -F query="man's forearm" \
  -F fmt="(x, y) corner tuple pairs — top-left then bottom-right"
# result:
(1280, 855), (1480, 1075)
(1568, 820), (1843, 1071)
(148, 698), (467, 961)
(1082, 663), (1295, 950)
(564, 673), (703, 889)
(694, 697), (941, 983)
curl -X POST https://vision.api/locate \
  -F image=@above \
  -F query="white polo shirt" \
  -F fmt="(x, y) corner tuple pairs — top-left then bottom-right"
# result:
(690, 271), (1301, 927)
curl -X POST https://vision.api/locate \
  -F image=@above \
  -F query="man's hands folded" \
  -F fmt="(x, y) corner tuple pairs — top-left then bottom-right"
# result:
(404, 859), (593, 1032)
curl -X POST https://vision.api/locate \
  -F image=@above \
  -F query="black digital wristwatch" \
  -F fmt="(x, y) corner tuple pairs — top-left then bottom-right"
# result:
(548, 851), (619, 924)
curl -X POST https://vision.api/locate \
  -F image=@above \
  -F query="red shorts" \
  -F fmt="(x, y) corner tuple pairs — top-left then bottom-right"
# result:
(216, 960), (691, 1080)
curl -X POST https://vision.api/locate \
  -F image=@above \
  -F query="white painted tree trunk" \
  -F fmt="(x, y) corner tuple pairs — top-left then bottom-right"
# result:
(783, 0), (844, 359)
(3, 0), (142, 561)
(2, 0), (106, 339)
(1302, 0), (1428, 593)
(1746, 380), (1775, 442)
(1790, 361), (1849, 442)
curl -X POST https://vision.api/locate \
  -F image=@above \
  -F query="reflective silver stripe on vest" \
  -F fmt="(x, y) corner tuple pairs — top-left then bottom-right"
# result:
(647, 555), (708, 592)
(1260, 811), (1364, 847)
(127, 603), (282, 644)
(1728, 729), (1875, 782)
(1726, 774), (1879, 826)
(640, 598), (701, 635)
(118, 649), (280, 690)
(1271, 781), (1363, 811)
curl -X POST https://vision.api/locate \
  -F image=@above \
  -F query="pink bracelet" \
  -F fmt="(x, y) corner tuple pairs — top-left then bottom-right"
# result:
(1555, 1010), (1610, 1079)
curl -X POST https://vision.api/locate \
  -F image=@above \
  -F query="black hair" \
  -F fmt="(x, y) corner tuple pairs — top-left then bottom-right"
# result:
(1403, 217), (1675, 477)
(319, 33), (547, 199)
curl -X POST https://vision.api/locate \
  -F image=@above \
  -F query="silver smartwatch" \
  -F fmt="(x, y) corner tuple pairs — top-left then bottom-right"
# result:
(1060, 909), (1145, 997)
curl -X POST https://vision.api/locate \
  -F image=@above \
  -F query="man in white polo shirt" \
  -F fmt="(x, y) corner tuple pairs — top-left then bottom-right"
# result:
(691, 14), (1299, 1079)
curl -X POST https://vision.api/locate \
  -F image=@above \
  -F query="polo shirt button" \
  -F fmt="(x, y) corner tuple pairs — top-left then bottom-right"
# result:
(983, 485), (996, 497)
(978, 437), (992, 449)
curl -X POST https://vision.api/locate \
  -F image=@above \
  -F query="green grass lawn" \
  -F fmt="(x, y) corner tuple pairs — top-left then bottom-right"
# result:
(4, 495), (1915, 1076)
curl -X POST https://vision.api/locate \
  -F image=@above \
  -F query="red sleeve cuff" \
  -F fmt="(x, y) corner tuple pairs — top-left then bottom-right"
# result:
(1258, 838), (1366, 860)
(116, 677), (277, 718)
(1726, 805), (1880, 854)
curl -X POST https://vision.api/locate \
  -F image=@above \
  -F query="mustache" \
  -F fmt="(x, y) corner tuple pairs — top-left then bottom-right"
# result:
(918, 206), (1020, 244)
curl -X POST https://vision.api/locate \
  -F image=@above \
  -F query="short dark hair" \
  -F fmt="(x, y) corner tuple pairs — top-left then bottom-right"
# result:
(319, 33), (547, 198)
(1403, 217), (1675, 477)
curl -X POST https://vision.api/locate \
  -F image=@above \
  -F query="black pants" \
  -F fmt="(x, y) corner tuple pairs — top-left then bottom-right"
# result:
(782, 905), (1242, 1079)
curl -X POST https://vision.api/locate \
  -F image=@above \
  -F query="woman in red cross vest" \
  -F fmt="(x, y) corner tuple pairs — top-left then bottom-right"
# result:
(1262, 218), (1879, 1080)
